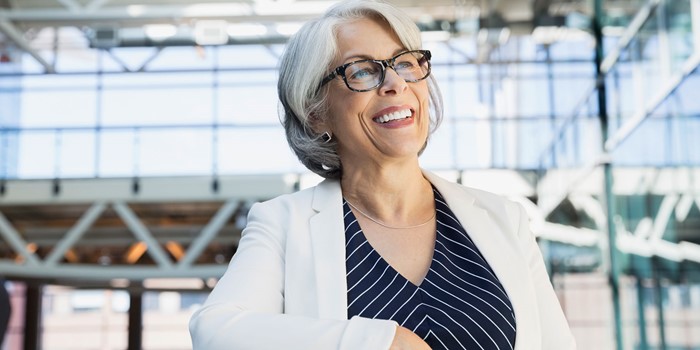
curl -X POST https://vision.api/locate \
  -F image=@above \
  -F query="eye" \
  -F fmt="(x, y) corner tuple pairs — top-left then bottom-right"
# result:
(394, 60), (416, 70)
(346, 63), (380, 81)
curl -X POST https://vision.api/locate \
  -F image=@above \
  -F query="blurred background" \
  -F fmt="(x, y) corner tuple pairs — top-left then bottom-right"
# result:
(0, 0), (698, 349)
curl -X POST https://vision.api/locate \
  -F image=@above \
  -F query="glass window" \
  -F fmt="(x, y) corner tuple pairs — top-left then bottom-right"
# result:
(148, 46), (216, 70)
(101, 87), (213, 126)
(217, 127), (302, 174)
(17, 130), (57, 178)
(217, 86), (280, 125)
(20, 90), (98, 127)
(216, 45), (280, 68)
(137, 128), (214, 176)
(421, 125), (456, 170)
(58, 131), (97, 178)
(98, 130), (137, 177)
(517, 78), (551, 118)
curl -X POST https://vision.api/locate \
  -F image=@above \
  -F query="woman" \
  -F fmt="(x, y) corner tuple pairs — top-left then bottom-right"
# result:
(189, 0), (576, 349)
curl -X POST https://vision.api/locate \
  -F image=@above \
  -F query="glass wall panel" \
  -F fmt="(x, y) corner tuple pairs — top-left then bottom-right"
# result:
(517, 78), (551, 118)
(217, 86), (280, 125)
(455, 119), (492, 169)
(101, 87), (213, 126)
(216, 45), (280, 68)
(217, 70), (277, 86)
(664, 0), (693, 74)
(0, 131), (19, 178)
(137, 128), (213, 176)
(148, 46), (216, 70)
(17, 130), (57, 178)
(142, 291), (195, 350)
(102, 72), (213, 89)
(217, 127), (302, 174)
(107, 47), (167, 72)
(0, 92), (21, 127)
(420, 124), (456, 170)
(98, 130), (137, 177)
(58, 131), (97, 178)
(20, 89), (98, 127)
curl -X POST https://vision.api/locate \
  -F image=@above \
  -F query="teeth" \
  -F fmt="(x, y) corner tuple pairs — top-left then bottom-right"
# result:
(376, 109), (412, 123)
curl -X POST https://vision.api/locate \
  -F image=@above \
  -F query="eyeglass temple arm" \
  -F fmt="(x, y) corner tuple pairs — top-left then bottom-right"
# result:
(321, 66), (344, 86)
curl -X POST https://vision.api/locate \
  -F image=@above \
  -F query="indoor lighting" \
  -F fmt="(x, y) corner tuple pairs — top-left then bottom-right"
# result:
(124, 241), (147, 264)
(226, 23), (268, 38)
(194, 20), (229, 46)
(110, 278), (130, 288)
(421, 30), (451, 42)
(532, 26), (561, 45)
(275, 22), (304, 36)
(144, 24), (177, 41)
(126, 5), (146, 17)
(143, 278), (204, 290)
(165, 241), (185, 261)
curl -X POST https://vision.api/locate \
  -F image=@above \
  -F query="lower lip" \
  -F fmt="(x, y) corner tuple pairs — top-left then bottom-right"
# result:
(374, 115), (415, 129)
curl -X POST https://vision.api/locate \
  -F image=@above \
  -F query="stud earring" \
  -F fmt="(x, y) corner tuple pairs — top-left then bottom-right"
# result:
(321, 131), (333, 143)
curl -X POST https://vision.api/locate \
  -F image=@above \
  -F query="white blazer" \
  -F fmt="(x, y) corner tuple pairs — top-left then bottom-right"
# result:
(189, 171), (576, 349)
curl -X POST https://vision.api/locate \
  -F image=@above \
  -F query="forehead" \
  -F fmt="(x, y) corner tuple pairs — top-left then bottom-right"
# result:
(334, 17), (404, 62)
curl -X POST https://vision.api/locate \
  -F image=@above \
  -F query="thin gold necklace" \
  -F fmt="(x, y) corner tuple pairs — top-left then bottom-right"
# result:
(345, 199), (435, 230)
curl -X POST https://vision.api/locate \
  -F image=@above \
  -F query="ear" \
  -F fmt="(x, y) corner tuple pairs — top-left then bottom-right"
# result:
(308, 111), (330, 135)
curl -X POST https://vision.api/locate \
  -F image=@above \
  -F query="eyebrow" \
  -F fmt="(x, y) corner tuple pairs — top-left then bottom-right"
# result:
(341, 48), (408, 64)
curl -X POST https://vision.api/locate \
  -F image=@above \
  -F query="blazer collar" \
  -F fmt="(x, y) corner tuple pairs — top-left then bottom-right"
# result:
(309, 178), (348, 320)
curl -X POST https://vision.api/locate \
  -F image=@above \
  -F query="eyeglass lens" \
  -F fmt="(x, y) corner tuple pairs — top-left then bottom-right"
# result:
(343, 51), (429, 91)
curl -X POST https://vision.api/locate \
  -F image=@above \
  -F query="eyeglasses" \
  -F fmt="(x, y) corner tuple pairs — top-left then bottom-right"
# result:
(320, 50), (431, 92)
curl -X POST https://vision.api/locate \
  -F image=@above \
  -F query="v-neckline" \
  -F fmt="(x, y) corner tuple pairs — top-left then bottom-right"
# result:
(345, 204), (439, 289)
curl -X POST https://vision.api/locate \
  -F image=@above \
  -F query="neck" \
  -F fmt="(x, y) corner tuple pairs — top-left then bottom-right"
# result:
(340, 162), (433, 224)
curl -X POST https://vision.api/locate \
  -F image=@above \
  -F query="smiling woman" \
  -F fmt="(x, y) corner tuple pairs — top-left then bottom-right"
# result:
(189, 1), (576, 349)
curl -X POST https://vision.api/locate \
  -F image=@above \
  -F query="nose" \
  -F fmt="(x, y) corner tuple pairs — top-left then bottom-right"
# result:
(378, 67), (408, 95)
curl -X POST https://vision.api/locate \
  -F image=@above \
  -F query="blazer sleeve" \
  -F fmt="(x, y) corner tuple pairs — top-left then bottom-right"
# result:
(514, 202), (577, 349)
(189, 201), (398, 350)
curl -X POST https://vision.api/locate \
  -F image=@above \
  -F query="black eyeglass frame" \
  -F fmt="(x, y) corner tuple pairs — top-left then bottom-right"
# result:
(320, 49), (432, 92)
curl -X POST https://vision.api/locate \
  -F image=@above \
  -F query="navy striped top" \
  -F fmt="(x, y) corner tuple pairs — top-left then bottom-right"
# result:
(344, 188), (516, 350)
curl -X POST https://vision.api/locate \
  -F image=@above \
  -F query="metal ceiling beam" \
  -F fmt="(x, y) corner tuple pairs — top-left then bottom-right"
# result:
(113, 202), (174, 269)
(0, 19), (54, 73)
(0, 210), (41, 266)
(43, 202), (107, 266)
(0, 3), (469, 26)
(85, 0), (110, 11)
(55, 0), (82, 12)
(177, 200), (238, 269)
(0, 3), (327, 24)
(0, 261), (227, 280)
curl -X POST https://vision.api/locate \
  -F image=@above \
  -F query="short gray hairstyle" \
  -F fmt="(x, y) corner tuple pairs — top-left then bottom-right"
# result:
(278, 0), (443, 179)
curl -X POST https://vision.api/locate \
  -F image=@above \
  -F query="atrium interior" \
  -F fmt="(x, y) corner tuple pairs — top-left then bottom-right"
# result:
(0, 0), (699, 349)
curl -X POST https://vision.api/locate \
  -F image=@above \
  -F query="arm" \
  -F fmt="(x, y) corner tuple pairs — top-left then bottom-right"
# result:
(514, 203), (577, 350)
(189, 201), (398, 350)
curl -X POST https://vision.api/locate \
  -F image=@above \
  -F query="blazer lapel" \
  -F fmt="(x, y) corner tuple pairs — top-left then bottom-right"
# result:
(424, 171), (538, 349)
(308, 179), (349, 320)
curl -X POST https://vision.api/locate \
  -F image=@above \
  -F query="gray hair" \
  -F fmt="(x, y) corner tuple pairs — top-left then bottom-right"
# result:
(278, 0), (444, 179)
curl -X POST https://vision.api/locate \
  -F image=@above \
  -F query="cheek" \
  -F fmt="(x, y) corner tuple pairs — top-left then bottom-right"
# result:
(414, 86), (431, 115)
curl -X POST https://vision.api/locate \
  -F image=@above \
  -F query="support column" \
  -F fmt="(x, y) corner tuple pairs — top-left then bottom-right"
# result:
(635, 274), (649, 350)
(128, 291), (143, 350)
(593, 0), (623, 349)
(23, 284), (42, 350)
(652, 257), (667, 349)
(0, 278), (10, 347)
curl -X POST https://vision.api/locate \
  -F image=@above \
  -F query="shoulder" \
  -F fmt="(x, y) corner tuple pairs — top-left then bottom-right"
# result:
(426, 171), (517, 210)
(426, 171), (523, 230)
(247, 178), (340, 224)
(248, 185), (316, 221)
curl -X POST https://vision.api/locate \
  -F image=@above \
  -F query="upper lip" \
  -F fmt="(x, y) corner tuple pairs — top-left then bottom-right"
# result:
(372, 105), (414, 120)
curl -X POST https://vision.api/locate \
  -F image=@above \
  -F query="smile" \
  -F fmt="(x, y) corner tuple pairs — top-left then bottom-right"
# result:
(373, 109), (412, 124)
